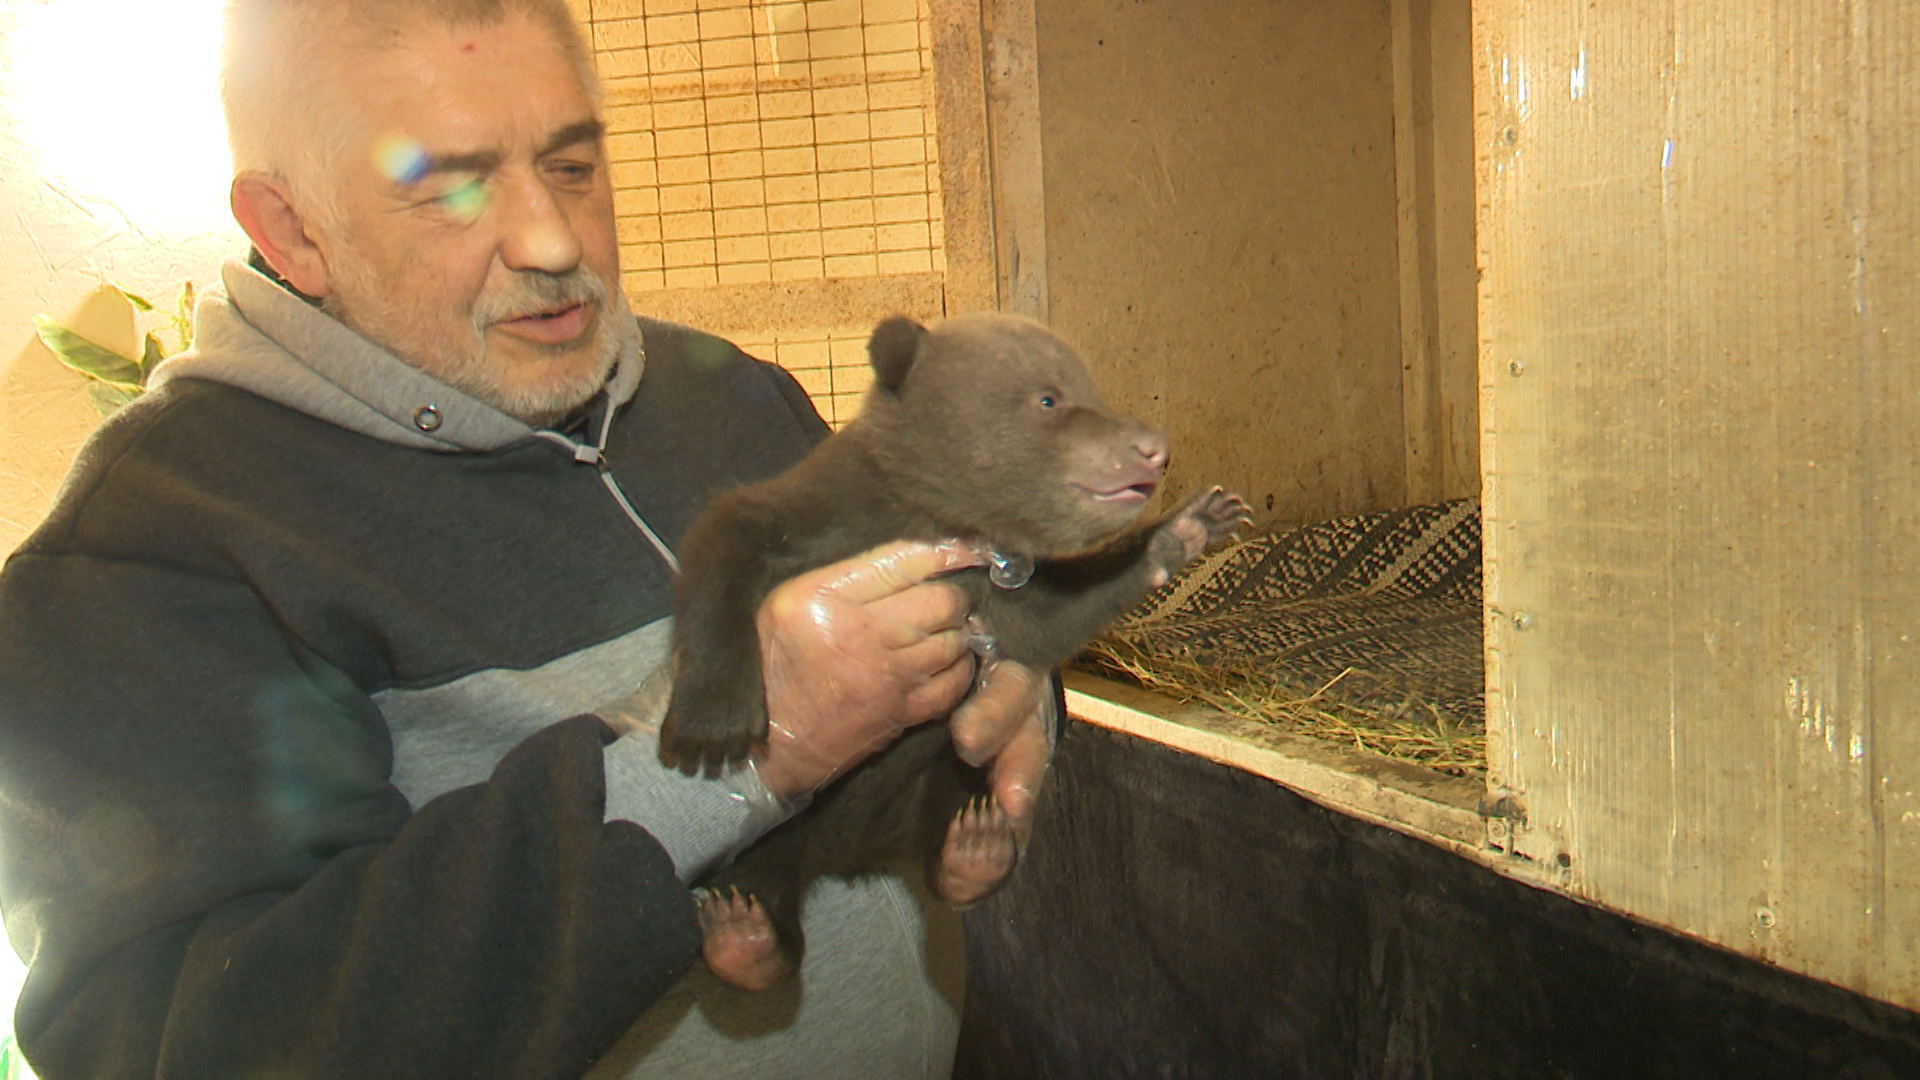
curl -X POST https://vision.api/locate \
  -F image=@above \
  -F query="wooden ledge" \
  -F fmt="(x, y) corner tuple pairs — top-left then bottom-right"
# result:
(1064, 670), (1552, 883)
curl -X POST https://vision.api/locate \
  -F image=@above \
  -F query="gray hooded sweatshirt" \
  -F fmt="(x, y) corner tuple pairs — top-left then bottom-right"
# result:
(0, 260), (960, 1079)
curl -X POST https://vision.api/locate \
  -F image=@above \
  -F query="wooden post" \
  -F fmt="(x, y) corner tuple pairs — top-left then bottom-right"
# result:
(1479, 0), (1920, 1011)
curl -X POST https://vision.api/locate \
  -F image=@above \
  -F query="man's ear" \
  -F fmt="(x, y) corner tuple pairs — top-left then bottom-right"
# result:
(867, 315), (927, 393)
(230, 173), (332, 299)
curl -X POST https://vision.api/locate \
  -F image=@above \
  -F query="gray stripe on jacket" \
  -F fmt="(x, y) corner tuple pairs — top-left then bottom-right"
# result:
(374, 618), (776, 881)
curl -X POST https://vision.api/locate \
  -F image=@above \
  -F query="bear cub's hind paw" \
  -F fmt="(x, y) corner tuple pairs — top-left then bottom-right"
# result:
(935, 796), (1020, 907)
(697, 887), (791, 991)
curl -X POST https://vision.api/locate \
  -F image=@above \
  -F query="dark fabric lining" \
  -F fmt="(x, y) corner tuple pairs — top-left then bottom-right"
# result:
(956, 722), (1920, 1080)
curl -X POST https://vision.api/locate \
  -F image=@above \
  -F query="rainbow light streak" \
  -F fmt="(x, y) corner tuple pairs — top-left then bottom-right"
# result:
(372, 133), (431, 186)
(442, 179), (490, 223)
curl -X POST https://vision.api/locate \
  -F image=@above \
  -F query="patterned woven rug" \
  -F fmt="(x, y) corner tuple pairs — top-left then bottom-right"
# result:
(1080, 498), (1485, 730)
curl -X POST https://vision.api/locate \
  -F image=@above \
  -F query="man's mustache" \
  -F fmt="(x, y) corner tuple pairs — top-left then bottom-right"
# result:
(474, 267), (609, 327)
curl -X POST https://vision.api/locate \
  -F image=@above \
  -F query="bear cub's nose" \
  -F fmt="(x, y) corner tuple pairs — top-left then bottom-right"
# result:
(1135, 432), (1170, 471)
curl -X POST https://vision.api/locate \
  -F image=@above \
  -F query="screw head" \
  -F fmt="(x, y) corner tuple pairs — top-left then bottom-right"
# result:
(1756, 907), (1777, 929)
(1509, 359), (1527, 376)
(1512, 611), (1534, 631)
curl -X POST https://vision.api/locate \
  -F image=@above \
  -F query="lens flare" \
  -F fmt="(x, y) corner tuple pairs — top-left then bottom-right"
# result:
(372, 133), (431, 186)
(441, 178), (490, 223)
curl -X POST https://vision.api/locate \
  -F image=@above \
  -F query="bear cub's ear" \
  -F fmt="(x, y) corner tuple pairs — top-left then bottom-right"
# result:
(867, 315), (928, 393)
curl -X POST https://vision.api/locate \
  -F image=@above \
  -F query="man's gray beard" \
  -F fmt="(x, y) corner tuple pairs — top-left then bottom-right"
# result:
(322, 257), (623, 427)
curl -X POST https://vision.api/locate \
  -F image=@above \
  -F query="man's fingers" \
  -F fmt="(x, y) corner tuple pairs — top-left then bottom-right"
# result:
(987, 714), (1051, 825)
(802, 539), (986, 606)
(949, 661), (1044, 767)
(867, 580), (971, 647)
(900, 653), (976, 726)
(892, 627), (972, 680)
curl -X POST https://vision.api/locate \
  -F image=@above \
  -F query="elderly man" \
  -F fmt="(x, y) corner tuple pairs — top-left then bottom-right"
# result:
(0, 0), (1052, 1076)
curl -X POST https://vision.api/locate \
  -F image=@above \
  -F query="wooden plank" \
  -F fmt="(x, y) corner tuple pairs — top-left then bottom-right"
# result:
(625, 273), (945, 338)
(1392, 0), (1445, 506)
(1060, 671), (1528, 880)
(928, 0), (1000, 316)
(979, 0), (1046, 320)
(1394, 0), (1480, 507)
(1869, 0), (1920, 1006)
(1429, 0), (1481, 502)
(1478, 0), (1920, 1010)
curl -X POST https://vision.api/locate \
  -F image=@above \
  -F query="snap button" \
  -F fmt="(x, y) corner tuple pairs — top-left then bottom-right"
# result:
(413, 405), (443, 432)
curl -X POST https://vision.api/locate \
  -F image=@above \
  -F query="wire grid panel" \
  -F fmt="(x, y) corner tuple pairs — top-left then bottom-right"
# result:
(731, 327), (878, 428)
(590, 0), (946, 294)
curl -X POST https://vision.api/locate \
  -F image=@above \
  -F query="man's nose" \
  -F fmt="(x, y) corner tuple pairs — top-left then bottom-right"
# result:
(497, 174), (583, 275)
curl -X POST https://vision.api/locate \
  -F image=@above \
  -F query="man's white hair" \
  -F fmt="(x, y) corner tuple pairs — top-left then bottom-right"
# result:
(221, 0), (601, 231)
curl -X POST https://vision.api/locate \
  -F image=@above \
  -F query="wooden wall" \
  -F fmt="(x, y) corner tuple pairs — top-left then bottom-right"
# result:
(579, 0), (1480, 516)
(1026, 0), (1407, 526)
(954, 0), (1479, 526)
(1479, 0), (1920, 1010)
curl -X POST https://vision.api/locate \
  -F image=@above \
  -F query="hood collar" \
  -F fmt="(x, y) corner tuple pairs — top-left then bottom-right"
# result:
(150, 258), (646, 453)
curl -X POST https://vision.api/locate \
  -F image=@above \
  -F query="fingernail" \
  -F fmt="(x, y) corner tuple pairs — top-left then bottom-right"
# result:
(936, 537), (990, 566)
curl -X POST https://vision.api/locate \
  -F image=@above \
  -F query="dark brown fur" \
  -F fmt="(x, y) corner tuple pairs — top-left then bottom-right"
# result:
(660, 313), (1246, 983)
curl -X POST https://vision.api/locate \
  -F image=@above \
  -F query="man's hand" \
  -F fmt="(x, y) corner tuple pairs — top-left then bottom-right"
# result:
(753, 539), (984, 801)
(950, 659), (1053, 838)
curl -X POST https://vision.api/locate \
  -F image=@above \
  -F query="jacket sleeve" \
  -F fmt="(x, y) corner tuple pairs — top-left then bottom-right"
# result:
(0, 551), (701, 1080)
(755, 354), (834, 444)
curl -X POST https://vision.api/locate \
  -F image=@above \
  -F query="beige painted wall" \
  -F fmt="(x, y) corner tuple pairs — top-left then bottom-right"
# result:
(0, 2), (245, 556)
(1480, 0), (1920, 1011)
(1031, 0), (1408, 526)
(0, 291), (132, 557)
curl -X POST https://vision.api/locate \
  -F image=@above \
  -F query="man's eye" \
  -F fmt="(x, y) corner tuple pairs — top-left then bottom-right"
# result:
(435, 177), (489, 222)
(550, 161), (596, 184)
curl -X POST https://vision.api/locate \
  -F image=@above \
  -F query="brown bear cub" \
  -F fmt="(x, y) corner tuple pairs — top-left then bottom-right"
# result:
(660, 312), (1248, 990)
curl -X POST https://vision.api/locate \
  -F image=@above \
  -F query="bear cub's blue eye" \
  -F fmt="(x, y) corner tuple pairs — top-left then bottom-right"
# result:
(1037, 394), (1057, 410)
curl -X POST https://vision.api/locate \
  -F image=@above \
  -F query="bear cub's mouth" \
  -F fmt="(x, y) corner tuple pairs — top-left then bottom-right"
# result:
(1076, 479), (1159, 504)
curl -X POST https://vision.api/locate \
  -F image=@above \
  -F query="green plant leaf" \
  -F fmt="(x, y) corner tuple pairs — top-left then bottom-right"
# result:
(174, 281), (197, 351)
(141, 332), (166, 374)
(119, 289), (154, 312)
(87, 380), (141, 416)
(32, 317), (143, 386)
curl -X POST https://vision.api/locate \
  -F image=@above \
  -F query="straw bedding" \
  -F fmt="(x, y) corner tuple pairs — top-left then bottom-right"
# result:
(1076, 497), (1486, 776)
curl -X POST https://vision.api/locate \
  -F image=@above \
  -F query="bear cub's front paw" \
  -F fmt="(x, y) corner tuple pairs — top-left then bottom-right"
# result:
(1153, 487), (1252, 576)
(659, 684), (768, 777)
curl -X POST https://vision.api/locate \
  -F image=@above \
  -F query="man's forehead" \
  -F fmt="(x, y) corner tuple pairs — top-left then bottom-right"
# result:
(330, 10), (599, 154)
